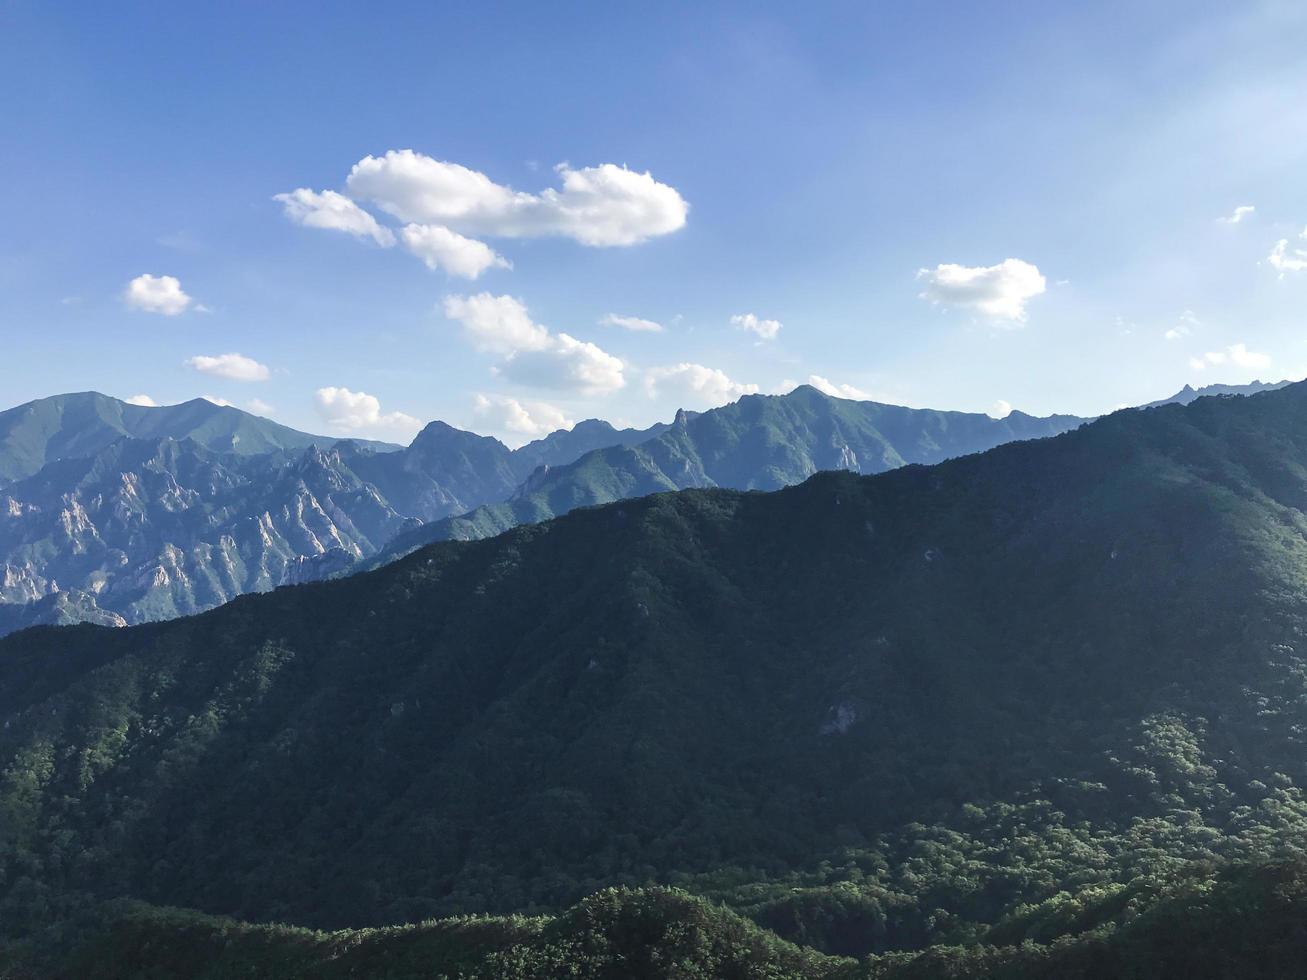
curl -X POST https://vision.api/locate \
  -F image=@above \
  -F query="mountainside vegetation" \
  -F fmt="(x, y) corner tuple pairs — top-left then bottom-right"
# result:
(8, 859), (1307, 979)
(6, 383), (1307, 974)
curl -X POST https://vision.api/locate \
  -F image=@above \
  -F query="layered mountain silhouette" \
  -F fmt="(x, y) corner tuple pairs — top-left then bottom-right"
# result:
(0, 381), (1287, 634)
(372, 385), (1087, 563)
(1141, 377), (1291, 408)
(6, 380), (1307, 970)
(0, 394), (665, 632)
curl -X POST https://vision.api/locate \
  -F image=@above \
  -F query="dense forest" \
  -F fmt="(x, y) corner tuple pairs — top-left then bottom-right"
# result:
(6, 383), (1307, 974)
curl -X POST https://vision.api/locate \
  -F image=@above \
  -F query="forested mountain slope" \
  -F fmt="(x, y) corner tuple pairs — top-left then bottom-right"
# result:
(6, 382), (1307, 965)
(9, 859), (1307, 979)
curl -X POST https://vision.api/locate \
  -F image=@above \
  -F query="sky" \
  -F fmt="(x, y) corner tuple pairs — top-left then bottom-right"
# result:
(3, 1), (1307, 446)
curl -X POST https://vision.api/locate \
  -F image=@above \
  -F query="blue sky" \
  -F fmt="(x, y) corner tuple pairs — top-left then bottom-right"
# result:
(3, 1), (1306, 444)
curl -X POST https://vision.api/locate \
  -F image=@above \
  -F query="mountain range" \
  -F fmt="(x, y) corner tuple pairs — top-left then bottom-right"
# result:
(6, 379), (1307, 977)
(371, 384), (1086, 562)
(0, 393), (666, 632)
(0, 380), (1285, 636)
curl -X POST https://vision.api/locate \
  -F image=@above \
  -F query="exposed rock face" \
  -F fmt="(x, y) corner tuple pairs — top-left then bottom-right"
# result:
(0, 588), (126, 634)
(0, 438), (418, 628)
(281, 548), (361, 586)
(0, 397), (669, 635)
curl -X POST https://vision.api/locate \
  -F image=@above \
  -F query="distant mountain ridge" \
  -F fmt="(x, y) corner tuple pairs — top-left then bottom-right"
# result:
(367, 379), (1295, 566)
(1143, 378), (1292, 408)
(0, 391), (402, 486)
(0, 380), (1292, 633)
(0, 394), (667, 632)
(368, 385), (1089, 563)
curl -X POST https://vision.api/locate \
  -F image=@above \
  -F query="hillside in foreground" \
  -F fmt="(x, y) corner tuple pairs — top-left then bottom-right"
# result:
(7, 860), (1307, 978)
(5, 382), (1307, 970)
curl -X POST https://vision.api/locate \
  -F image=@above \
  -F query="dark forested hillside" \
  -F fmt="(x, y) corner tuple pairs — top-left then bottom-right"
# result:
(9, 859), (1307, 979)
(6, 382), (1307, 975)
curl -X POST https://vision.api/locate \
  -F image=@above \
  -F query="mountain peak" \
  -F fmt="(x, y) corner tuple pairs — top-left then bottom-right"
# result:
(570, 418), (616, 435)
(411, 419), (508, 453)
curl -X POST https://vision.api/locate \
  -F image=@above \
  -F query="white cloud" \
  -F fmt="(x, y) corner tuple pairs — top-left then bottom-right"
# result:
(273, 188), (396, 247)
(644, 363), (759, 407)
(184, 352), (271, 382)
(807, 375), (872, 400)
(601, 313), (664, 333)
(731, 312), (782, 341)
(916, 258), (1047, 322)
(246, 398), (274, 416)
(124, 394), (157, 407)
(497, 333), (626, 395)
(1219, 205), (1255, 224)
(473, 393), (573, 442)
(1164, 310), (1199, 341)
(1269, 230), (1307, 275)
(346, 151), (688, 247)
(201, 395), (234, 407)
(314, 387), (421, 437)
(1189, 343), (1271, 371)
(443, 293), (625, 395)
(442, 293), (551, 354)
(990, 399), (1013, 419)
(400, 223), (511, 278)
(1228, 342), (1272, 369)
(124, 274), (194, 316)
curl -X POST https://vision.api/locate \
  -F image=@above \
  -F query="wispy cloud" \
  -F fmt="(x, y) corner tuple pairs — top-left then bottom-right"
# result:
(1189, 343), (1271, 371)
(443, 293), (625, 396)
(273, 188), (396, 246)
(645, 362), (758, 407)
(731, 312), (781, 341)
(601, 313), (664, 333)
(1218, 204), (1255, 224)
(1268, 228), (1307, 275)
